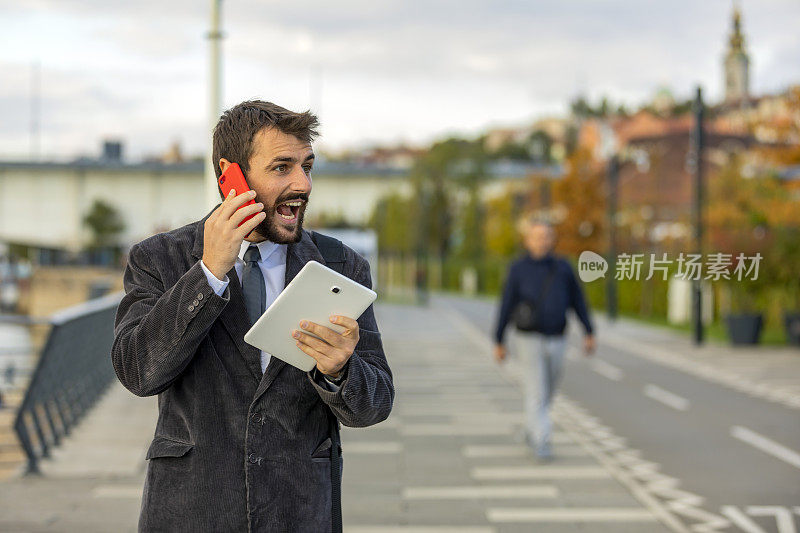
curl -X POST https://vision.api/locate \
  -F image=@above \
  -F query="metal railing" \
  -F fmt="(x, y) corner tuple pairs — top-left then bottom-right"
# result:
(12, 291), (123, 474)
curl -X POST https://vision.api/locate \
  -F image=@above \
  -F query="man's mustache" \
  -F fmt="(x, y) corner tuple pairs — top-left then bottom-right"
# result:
(273, 192), (310, 205)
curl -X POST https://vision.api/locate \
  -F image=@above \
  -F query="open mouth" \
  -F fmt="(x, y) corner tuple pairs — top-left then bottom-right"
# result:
(276, 199), (303, 223)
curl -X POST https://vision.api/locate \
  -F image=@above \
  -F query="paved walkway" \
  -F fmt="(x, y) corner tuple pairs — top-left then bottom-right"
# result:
(0, 301), (676, 532)
(0, 379), (156, 532)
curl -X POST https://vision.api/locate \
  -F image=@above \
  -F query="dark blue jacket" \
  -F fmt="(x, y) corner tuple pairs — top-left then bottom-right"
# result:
(495, 252), (593, 343)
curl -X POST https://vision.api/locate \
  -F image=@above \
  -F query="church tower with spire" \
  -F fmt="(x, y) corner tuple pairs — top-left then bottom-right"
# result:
(724, 4), (750, 103)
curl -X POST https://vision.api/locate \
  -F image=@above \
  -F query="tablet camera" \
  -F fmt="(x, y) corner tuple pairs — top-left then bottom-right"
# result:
(331, 286), (341, 294)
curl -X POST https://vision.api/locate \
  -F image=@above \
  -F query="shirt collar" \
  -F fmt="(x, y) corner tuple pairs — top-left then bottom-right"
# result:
(238, 238), (285, 264)
(525, 250), (553, 262)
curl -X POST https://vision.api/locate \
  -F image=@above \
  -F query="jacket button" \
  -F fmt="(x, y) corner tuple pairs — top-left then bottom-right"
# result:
(192, 299), (199, 306)
(197, 292), (204, 300)
(248, 453), (261, 464)
(188, 304), (195, 312)
(250, 412), (261, 424)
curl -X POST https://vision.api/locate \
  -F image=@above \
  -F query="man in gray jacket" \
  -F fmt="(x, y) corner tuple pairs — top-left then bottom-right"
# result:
(111, 100), (394, 532)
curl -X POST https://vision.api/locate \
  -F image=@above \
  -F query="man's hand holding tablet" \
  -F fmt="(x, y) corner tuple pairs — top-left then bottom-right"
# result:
(242, 260), (377, 375)
(292, 315), (359, 379)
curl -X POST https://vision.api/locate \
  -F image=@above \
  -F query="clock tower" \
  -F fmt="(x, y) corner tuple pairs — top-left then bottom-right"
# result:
(724, 5), (750, 104)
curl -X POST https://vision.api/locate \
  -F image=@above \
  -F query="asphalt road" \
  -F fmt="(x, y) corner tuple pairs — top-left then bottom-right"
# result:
(434, 293), (800, 533)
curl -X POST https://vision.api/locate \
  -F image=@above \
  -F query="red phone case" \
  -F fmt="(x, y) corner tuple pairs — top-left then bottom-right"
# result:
(218, 162), (258, 227)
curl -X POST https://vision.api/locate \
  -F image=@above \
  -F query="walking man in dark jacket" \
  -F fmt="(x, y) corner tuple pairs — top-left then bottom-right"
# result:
(111, 100), (394, 532)
(494, 217), (595, 460)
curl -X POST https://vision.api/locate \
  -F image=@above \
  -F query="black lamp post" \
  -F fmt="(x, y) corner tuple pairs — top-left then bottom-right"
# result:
(691, 86), (705, 345)
(606, 154), (619, 321)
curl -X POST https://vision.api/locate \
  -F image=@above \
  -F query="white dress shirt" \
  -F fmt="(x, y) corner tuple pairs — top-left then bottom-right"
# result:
(199, 239), (341, 389)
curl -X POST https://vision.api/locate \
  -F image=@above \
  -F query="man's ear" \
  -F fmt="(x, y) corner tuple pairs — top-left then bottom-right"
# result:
(218, 158), (231, 176)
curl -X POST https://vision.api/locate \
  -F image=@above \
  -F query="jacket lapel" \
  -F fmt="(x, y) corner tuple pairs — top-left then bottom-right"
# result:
(251, 229), (327, 405)
(190, 207), (328, 402)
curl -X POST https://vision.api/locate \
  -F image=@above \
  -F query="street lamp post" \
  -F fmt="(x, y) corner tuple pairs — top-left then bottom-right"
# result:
(691, 86), (705, 345)
(606, 154), (619, 321)
(415, 184), (429, 306)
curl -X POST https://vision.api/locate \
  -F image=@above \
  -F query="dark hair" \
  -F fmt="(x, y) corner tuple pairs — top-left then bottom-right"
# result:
(211, 100), (320, 182)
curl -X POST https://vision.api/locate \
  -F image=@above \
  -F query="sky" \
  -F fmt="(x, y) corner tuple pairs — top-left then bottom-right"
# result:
(2, 0), (799, 161)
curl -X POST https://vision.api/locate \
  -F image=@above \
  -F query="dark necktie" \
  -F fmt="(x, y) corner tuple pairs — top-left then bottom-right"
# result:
(242, 245), (266, 325)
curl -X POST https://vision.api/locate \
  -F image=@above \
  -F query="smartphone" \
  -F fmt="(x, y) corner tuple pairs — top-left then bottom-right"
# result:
(218, 162), (258, 228)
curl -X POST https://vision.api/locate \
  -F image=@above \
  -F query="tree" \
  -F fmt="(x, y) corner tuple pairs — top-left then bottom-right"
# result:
(550, 147), (606, 256)
(83, 199), (125, 248)
(484, 189), (520, 257)
(368, 193), (416, 255)
(707, 153), (800, 312)
(410, 137), (488, 258)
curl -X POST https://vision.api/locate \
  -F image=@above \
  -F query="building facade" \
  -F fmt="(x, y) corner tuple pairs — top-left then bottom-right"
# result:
(0, 157), (539, 258)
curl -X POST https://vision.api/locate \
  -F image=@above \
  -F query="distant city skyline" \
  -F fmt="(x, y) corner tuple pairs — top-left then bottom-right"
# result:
(2, 0), (799, 161)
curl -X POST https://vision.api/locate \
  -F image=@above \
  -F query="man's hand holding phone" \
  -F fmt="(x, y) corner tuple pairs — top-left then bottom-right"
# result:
(202, 189), (265, 280)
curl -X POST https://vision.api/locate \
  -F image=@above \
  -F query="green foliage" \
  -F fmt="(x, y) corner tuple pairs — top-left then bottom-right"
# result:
(570, 95), (620, 118)
(83, 199), (125, 248)
(484, 191), (521, 258)
(369, 193), (416, 254)
(488, 130), (553, 163)
(309, 211), (363, 230)
(409, 136), (489, 258)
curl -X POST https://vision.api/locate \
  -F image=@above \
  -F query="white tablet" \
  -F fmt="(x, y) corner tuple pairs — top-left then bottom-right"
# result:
(243, 260), (378, 372)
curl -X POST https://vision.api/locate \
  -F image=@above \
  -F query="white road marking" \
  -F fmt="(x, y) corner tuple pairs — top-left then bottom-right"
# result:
(747, 506), (798, 533)
(343, 441), (402, 454)
(554, 399), (696, 533)
(599, 329), (800, 411)
(462, 444), (588, 458)
(486, 507), (658, 523)
(471, 465), (611, 480)
(720, 505), (768, 533)
(592, 359), (624, 381)
(344, 525), (497, 533)
(398, 407), (513, 417)
(450, 413), (523, 424)
(401, 424), (513, 436)
(731, 426), (800, 470)
(437, 306), (494, 351)
(92, 485), (142, 498)
(402, 485), (558, 500)
(643, 384), (690, 411)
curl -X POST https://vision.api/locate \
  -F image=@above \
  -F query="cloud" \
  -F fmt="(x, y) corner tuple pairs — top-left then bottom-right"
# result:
(1, 0), (799, 158)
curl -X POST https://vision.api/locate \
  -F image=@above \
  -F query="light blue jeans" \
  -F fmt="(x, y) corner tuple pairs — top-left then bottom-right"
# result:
(515, 331), (566, 455)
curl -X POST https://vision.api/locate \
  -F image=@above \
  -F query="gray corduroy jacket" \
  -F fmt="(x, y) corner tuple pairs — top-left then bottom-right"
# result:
(111, 204), (394, 532)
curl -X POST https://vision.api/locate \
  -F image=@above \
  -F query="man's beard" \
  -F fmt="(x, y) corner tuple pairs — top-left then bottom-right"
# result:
(253, 193), (309, 244)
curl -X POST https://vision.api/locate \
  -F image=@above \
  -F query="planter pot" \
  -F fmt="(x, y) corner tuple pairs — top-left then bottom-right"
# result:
(725, 313), (763, 345)
(784, 312), (800, 346)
